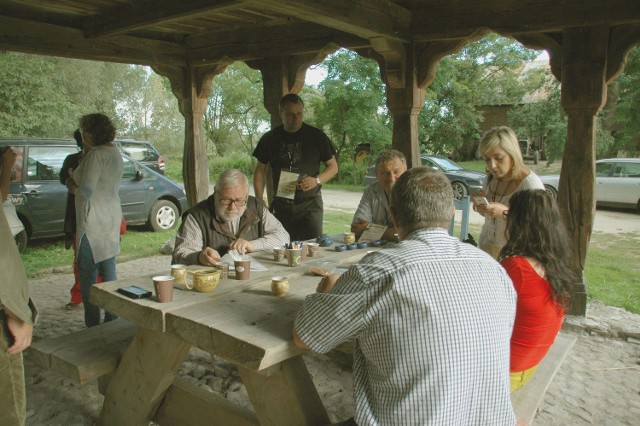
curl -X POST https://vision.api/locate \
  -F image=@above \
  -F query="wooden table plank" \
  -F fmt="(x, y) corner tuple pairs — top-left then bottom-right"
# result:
(165, 273), (321, 371)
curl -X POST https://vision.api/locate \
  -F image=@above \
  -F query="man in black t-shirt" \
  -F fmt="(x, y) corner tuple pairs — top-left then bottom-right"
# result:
(253, 94), (338, 241)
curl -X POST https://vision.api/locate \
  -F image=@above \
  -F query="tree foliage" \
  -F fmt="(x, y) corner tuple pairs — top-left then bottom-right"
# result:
(204, 62), (269, 159)
(311, 49), (391, 184)
(419, 34), (540, 160)
(608, 45), (640, 155)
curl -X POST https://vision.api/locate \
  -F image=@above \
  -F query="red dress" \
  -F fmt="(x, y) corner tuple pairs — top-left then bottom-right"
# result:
(501, 256), (565, 372)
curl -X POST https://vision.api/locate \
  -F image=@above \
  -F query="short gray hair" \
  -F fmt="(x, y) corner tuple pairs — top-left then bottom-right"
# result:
(391, 167), (454, 234)
(375, 149), (406, 170)
(214, 169), (248, 192)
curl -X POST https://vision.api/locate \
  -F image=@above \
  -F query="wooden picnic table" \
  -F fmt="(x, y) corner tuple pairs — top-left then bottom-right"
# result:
(90, 242), (380, 426)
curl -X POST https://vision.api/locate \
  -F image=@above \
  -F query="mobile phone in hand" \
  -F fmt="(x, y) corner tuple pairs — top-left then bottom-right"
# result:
(473, 196), (489, 206)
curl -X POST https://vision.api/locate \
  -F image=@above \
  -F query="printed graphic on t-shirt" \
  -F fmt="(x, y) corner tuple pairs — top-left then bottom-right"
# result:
(277, 139), (301, 172)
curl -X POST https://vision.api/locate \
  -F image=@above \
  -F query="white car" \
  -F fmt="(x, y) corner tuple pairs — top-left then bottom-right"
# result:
(539, 158), (640, 210)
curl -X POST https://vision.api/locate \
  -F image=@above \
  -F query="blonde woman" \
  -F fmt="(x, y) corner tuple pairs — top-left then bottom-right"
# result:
(473, 126), (544, 258)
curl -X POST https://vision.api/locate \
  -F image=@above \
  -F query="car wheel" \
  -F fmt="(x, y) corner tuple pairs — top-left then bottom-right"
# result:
(544, 184), (558, 199)
(15, 230), (27, 253)
(451, 182), (467, 200)
(148, 200), (179, 231)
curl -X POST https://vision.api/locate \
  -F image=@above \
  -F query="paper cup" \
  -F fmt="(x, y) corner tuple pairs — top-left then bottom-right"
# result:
(286, 248), (302, 267)
(234, 259), (251, 280)
(152, 275), (175, 303)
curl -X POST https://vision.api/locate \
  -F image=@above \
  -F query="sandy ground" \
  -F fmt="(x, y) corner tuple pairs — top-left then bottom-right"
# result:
(22, 253), (640, 425)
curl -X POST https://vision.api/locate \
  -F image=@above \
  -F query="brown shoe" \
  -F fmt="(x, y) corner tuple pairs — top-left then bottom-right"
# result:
(66, 302), (81, 310)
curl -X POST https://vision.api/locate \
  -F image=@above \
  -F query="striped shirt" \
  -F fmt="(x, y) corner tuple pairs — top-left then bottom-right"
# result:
(295, 228), (517, 425)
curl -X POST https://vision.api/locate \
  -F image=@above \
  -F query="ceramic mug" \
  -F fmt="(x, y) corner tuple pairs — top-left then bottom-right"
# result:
(271, 276), (289, 295)
(273, 246), (285, 262)
(343, 232), (356, 244)
(306, 242), (320, 257)
(186, 269), (221, 292)
(170, 264), (187, 285)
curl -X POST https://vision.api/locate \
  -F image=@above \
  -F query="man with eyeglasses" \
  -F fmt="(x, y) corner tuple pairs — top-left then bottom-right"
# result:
(172, 169), (290, 266)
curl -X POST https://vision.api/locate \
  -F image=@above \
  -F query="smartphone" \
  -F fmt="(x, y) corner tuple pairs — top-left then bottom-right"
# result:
(117, 285), (152, 299)
(473, 196), (489, 206)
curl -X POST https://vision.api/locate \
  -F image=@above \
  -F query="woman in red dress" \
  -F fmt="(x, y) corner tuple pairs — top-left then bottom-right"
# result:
(499, 189), (576, 391)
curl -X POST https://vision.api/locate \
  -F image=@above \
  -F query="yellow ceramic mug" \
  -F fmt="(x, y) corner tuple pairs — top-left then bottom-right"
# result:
(186, 269), (221, 293)
(170, 264), (187, 285)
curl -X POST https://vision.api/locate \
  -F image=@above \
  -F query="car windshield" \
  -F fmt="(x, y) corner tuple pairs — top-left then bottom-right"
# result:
(427, 157), (463, 172)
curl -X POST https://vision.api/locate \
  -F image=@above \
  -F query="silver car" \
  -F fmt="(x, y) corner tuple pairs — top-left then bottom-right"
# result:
(539, 158), (640, 210)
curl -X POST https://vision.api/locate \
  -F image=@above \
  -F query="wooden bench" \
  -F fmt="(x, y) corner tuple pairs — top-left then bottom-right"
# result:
(511, 333), (577, 424)
(26, 319), (139, 387)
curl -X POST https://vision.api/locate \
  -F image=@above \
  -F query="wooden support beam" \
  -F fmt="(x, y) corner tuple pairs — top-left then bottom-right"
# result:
(238, 356), (330, 426)
(413, 0), (640, 41)
(559, 26), (609, 316)
(0, 15), (185, 66)
(414, 35), (485, 88)
(186, 22), (368, 65)
(99, 328), (191, 426)
(154, 62), (231, 205)
(512, 32), (564, 81)
(84, 0), (249, 39)
(154, 376), (259, 426)
(248, 0), (411, 42)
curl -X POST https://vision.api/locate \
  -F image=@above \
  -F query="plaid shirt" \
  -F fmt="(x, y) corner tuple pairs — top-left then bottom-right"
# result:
(295, 228), (517, 425)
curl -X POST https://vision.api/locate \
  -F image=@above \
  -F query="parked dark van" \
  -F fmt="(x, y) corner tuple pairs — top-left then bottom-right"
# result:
(0, 138), (187, 252)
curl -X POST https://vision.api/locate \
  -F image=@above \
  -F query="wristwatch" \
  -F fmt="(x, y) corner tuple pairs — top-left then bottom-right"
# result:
(316, 177), (321, 186)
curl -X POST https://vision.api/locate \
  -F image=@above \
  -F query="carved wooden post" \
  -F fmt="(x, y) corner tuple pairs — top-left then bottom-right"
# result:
(153, 63), (229, 205)
(558, 27), (608, 316)
(372, 38), (423, 168)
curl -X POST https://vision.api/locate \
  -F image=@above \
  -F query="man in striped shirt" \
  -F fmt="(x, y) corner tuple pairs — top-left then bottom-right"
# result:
(294, 167), (517, 425)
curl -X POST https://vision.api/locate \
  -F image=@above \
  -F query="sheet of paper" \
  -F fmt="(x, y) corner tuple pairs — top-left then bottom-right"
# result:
(220, 253), (269, 272)
(276, 170), (299, 200)
(358, 223), (387, 243)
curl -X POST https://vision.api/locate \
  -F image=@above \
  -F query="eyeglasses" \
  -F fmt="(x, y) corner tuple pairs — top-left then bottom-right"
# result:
(218, 198), (247, 207)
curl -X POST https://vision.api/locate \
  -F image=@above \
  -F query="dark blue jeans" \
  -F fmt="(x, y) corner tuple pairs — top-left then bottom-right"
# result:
(77, 234), (118, 327)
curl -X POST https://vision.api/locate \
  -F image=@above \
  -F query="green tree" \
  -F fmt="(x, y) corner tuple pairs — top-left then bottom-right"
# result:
(508, 76), (567, 164)
(204, 62), (269, 158)
(0, 52), (78, 137)
(311, 49), (391, 184)
(609, 45), (640, 155)
(419, 34), (540, 160)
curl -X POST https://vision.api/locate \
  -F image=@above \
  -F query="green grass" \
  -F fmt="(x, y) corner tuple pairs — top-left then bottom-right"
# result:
(583, 232), (640, 313)
(21, 226), (175, 279)
(20, 212), (640, 315)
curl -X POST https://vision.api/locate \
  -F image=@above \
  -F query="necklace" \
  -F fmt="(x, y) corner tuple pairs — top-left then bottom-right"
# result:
(489, 178), (515, 240)
(490, 178), (515, 204)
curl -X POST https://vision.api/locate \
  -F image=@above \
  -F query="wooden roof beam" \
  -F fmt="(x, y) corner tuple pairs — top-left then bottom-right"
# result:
(0, 15), (185, 66)
(247, 0), (411, 42)
(185, 23), (369, 65)
(83, 0), (250, 39)
(413, 0), (640, 41)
